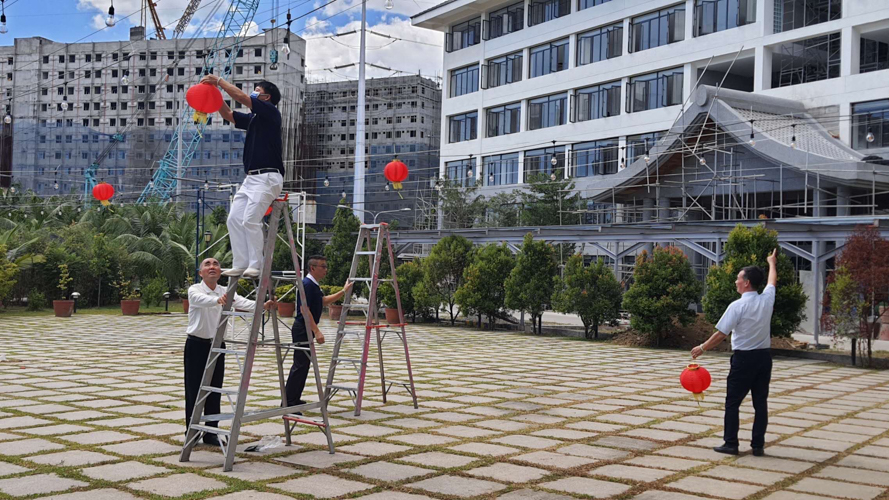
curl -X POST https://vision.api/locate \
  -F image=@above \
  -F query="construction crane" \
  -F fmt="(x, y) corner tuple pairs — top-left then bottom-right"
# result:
(83, 133), (125, 200)
(146, 0), (166, 39)
(174, 0), (203, 38)
(138, 0), (261, 204)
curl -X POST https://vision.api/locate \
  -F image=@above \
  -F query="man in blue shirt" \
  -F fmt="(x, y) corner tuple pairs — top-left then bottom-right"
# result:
(692, 249), (778, 457)
(285, 255), (352, 409)
(199, 75), (283, 279)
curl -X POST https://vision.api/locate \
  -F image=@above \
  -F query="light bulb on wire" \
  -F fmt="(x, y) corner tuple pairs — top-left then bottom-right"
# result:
(120, 73), (129, 85)
(790, 124), (796, 149)
(323, 177), (330, 187)
(105, 1), (115, 27)
(550, 172), (557, 181)
(644, 152), (650, 164)
(0, 14), (8, 35)
(699, 156), (706, 166)
(281, 39), (291, 56)
(866, 129), (875, 143)
(385, 0), (394, 9)
(488, 173), (494, 184)
(3, 114), (10, 124)
(385, 184), (390, 191)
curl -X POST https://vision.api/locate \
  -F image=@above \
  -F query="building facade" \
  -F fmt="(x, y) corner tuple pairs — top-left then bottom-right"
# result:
(412, 0), (889, 223)
(0, 27), (307, 210)
(302, 75), (442, 227)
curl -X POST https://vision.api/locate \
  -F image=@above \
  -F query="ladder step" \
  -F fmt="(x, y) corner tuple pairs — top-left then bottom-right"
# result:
(351, 277), (393, 282)
(222, 311), (253, 318)
(212, 348), (247, 355)
(191, 424), (231, 436)
(344, 303), (369, 309)
(332, 357), (364, 364)
(355, 251), (376, 255)
(328, 383), (358, 392)
(201, 386), (240, 396)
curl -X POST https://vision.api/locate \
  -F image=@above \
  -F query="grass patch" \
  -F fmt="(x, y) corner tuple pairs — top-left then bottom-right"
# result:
(0, 303), (185, 317)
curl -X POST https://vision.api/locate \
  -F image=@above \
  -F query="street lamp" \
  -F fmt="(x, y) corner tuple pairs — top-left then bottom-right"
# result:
(163, 291), (170, 312)
(338, 205), (411, 224)
(204, 230), (212, 243)
(71, 292), (80, 313)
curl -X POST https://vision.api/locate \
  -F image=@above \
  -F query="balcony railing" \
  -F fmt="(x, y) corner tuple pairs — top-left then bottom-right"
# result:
(629, 8), (685, 53)
(483, 8), (524, 40)
(482, 55), (523, 89)
(693, 0), (754, 37)
(445, 24), (481, 53)
(571, 84), (621, 122)
(626, 72), (682, 113)
(528, 0), (570, 27)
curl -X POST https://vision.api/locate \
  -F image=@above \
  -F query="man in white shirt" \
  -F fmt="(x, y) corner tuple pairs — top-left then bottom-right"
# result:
(184, 257), (274, 446)
(692, 249), (778, 457)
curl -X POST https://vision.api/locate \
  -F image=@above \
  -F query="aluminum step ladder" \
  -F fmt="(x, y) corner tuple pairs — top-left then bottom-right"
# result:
(180, 197), (334, 472)
(323, 222), (418, 416)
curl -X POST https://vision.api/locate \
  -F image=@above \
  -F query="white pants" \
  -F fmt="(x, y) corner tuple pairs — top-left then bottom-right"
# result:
(227, 172), (283, 270)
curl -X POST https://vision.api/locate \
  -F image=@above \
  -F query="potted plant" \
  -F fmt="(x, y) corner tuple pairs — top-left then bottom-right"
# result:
(53, 264), (75, 317)
(378, 283), (401, 324)
(275, 285), (296, 317)
(180, 288), (190, 314)
(113, 273), (141, 316)
(322, 285), (344, 320)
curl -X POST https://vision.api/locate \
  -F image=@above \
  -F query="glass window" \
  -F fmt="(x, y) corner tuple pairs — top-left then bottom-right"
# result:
(572, 138), (619, 177)
(485, 52), (523, 89)
(775, 0), (840, 33)
(529, 39), (569, 78)
(484, 153), (520, 186)
(577, 23), (623, 66)
(630, 4), (686, 52)
(449, 111), (478, 143)
(574, 81), (621, 122)
(860, 38), (889, 74)
(694, 0), (755, 37)
(578, 0), (612, 11)
(486, 102), (521, 137)
(450, 65), (479, 97)
(772, 33), (840, 88)
(447, 18), (481, 52)
(524, 146), (566, 179)
(528, 93), (567, 130)
(628, 68), (683, 112)
(852, 99), (889, 150)
(446, 159), (475, 186)
(627, 131), (666, 163)
(485, 2), (524, 40)
(528, 0), (570, 26)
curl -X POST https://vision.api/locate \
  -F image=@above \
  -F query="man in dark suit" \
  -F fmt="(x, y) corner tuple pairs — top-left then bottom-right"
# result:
(285, 255), (353, 408)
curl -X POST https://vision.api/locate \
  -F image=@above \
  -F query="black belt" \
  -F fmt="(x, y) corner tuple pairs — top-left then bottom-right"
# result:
(246, 168), (280, 175)
(187, 335), (212, 343)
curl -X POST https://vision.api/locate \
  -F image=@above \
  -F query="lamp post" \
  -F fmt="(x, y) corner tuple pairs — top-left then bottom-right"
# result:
(163, 291), (170, 312)
(71, 292), (81, 313)
(203, 230), (212, 252)
(338, 206), (411, 224)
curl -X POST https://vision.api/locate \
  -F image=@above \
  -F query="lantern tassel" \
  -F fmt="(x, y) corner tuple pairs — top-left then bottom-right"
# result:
(193, 111), (208, 124)
(692, 391), (705, 406)
(393, 182), (402, 190)
(100, 200), (111, 207)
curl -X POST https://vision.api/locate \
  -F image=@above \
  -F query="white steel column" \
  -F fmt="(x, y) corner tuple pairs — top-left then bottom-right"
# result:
(353, 0), (368, 223)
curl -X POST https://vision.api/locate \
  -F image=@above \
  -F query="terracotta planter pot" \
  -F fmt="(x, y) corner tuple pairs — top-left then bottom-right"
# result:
(881, 306), (889, 325)
(278, 302), (296, 317)
(53, 300), (74, 318)
(182, 299), (189, 314)
(881, 324), (889, 341)
(328, 304), (343, 320)
(121, 300), (141, 316)
(385, 307), (401, 324)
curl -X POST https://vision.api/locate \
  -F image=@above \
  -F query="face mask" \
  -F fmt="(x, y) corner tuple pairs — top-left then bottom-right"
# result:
(249, 91), (260, 98)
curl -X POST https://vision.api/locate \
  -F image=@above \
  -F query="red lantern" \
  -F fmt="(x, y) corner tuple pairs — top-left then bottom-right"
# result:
(92, 182), (114, 207)
(186, 84), (224, 124)
(680, 363), (711, 403)
(384, 159), (409, 190)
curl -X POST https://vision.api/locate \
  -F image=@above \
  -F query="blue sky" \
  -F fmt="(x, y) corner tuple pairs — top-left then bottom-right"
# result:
(1, 0), (444, 80)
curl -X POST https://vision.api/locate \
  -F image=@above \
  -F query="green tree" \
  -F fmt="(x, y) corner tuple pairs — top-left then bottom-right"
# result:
(323, 204), (360, 287)
(0, 245), (19, 307)
(456, 244), (515, 329)
(826, 266), (863, 361)
(519, 174), (582, 227)
(552, 255), (622, 339)
(482, 192), (520, 228)
(211, 205), (229, 226)
(141, 275), (167, 307)
(505, 233), (557, 335)
(622, 246), (703, 343)
(420, 235), (474, 324)
(702, 224), (806, 338)
(379, 260), (429, 322)
(439, 179), (486, 229)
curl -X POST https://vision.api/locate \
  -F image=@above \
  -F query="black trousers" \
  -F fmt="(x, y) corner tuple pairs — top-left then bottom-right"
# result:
(723, 348), (772, 448)
(184, 336), (225, 429)
(284, 326), (310, 407)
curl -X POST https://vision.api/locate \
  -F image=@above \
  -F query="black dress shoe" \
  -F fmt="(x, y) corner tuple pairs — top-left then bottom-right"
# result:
(202, 434), (225, 446)
(752, 448), (764, 456)
(713, 445), (739, 455)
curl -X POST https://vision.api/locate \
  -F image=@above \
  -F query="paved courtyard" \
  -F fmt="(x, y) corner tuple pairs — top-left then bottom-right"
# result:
(2, 314), (889, 500)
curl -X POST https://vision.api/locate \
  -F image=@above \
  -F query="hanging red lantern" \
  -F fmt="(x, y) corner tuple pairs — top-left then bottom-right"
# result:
(384, 158), (409, 190)
(92, 182), (115, 207)
(680, 363), (711, 403)
(186, 83), (223, 124)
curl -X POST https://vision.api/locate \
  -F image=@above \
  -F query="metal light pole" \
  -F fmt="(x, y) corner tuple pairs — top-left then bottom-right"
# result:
(353, 0), (368, 223)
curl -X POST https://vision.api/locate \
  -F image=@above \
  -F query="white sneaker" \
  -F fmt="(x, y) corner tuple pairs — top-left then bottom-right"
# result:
(242, 267), (261, 278)
(222, 268), (246, 277)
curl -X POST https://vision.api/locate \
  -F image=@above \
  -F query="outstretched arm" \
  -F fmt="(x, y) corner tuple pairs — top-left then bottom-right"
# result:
(767, 248), (778, 287)
(217, 101), (235, 124)
(200, 74), (253, 110)
(322, 280), (354, 306)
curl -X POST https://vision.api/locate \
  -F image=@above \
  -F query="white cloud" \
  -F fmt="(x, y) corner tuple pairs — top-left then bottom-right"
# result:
(320, 0), (433, 21)
(305, 17), (443, 83)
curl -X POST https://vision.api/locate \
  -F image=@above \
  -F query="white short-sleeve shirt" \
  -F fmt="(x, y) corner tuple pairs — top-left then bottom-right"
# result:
(715, 284), (776, 351)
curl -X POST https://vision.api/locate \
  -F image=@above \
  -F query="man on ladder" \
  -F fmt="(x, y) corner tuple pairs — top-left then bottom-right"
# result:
(184, 257), (275, 445)
(285, 255), (353, 408)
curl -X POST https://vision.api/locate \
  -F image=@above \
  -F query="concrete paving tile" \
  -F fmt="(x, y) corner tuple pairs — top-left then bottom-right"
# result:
(497, 490), (575, 500)
(37, 488), (142, 500)
(275, 449), (363, 468)
(512, 451), (598, 469)
(357, 493), (436, 500)
(589, 464), (674, 482)
(388, 433), (458, 446)
(207, 462), (302, 481)
(434, 425), (501, 438)
(789, 477), (884, 500)
(702, 465), (789, 485)
(347, 461), (434, 481)
(492, 435), (562, 449)
(29, 450), (118, 466)
(81, 461), (170, 481)
(0, 438), (66, 456)
(0, 416), (53, 429)
(760, 492), (836, 500)
(0, 462), (29, 477)
(407, 475), (507, 498)
(155, 450), (245, 468)
(539, 477), (631, 498)
(62, 430), (138, 445)
(101, 439), (181, 456)
(399, 451), (480, 468)
(466, 463), (550, 483)
(339, 441), (413, 456)
(816, 466), (889, 487)
(450, 442), (520, 457)
(204, 492), (295, 500)
(128, 472), (227, 497)
(0, 473), (89, 496)
(734, 454), (815, 473)
(631, 491), (711, 500)
(667, 476), (763, 499)
(558, 444), (630, 460)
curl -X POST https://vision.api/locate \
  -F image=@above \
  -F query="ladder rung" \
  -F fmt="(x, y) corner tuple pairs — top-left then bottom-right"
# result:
(343, 322), (403, 328)
(332, 357), (364, 364)
(328, 383), (358, 392)
(222, 311), (253, 318)
(361, 224), (382, 229)
(283, 415), (327, 428)
(211, 348), (247, 356)
(355, 251), (376, 255)
(201, 413), (235, 422)
(192, 424), (231, 436)
(351, 277), (392, 282)
(344, 303), (369, 308)
(201, 386), (239, 396)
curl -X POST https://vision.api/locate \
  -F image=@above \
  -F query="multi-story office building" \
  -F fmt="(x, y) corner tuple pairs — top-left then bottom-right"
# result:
(413, 0), (889, 223)
(302, 75), (442, 227)
(0, 26), (306, 209)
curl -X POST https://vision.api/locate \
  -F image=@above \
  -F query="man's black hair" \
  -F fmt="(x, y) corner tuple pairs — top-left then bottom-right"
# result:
(741, 266), (764, 289)
(307, 255), (327, 270)
(257, 80), (281, 106)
